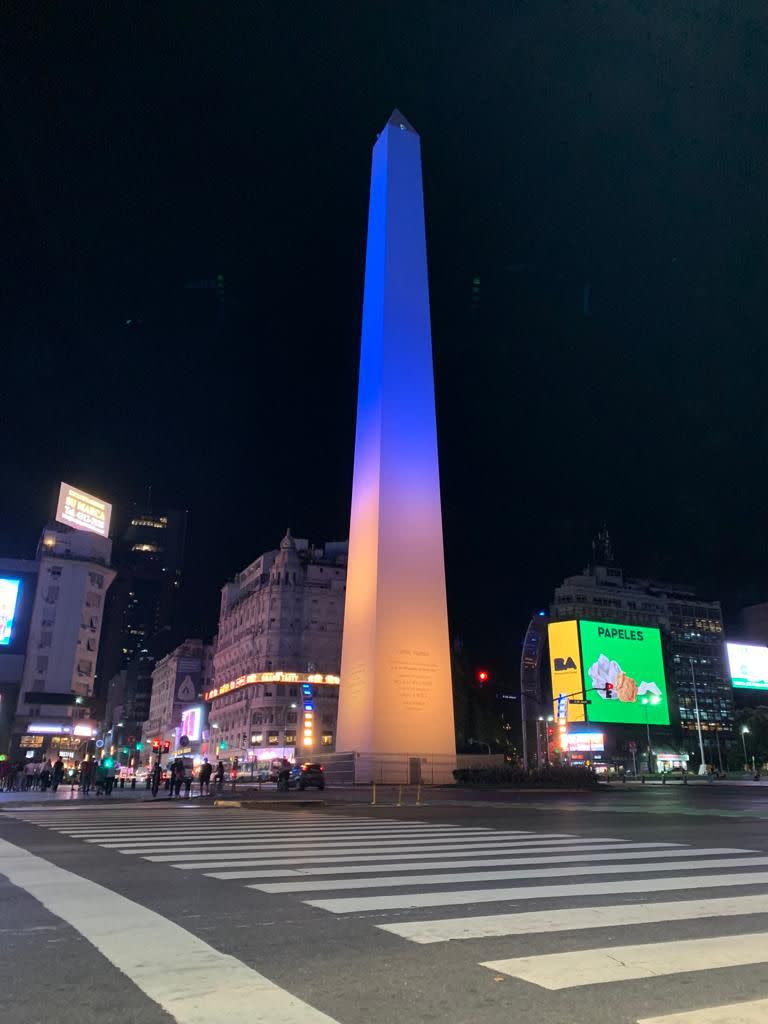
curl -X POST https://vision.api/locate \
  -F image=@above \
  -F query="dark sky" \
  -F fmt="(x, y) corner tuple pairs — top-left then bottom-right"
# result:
(3, 3), (768, 678)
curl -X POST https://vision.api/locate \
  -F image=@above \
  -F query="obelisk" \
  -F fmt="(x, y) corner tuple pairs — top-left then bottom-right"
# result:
(336, 111), (456, 781)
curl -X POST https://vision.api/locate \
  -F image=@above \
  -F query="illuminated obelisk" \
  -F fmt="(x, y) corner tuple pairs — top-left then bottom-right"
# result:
(336, 111), (456, 781)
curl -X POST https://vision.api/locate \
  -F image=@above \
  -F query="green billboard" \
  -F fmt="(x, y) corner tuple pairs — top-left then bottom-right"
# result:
(579, 620), (670, 726)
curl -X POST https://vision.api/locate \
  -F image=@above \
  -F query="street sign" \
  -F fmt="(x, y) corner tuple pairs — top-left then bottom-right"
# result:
(569, 699), (591, 705)
(95, 739), (104, 749)
(628, 740), (637, 752)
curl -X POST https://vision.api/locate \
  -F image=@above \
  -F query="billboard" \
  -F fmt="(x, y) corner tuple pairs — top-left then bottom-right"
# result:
(579, 620), (670, 726)
(180, 705), (203, 743)
(56, 482), (112, 538)
(727, 642), (768, 690)
(547, 620), (585, 723)
(0, 578), (21, 646)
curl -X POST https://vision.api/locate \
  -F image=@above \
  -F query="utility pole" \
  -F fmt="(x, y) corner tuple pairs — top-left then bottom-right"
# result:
(689, 658), (707, 775)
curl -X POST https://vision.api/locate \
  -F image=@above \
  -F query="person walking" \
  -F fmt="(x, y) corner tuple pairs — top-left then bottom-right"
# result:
(51, 757), (64, 792)
(39, 760), (52, 792)
(104, 762), (116, 796)
(80, 759), (93, 795)
(198, 758), (212, 796)
(25, 760), (38, 791)
(173, 760), (185, 798)
(183, 769), (192, 799)
(215, 760), (225, 793)
(14, 762), (25, 792)
(150, 761), (162, 799)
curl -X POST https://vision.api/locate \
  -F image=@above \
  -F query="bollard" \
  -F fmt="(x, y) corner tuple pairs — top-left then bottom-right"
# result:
(661, 773), (666, 785)
(120, 777), (125, 789)
(370, 782), (377, 806)
(641, 776), (645, 784)
(397, 784), (403, 807)
(131, 777), (136, 789)
(415, 783), (421, 806)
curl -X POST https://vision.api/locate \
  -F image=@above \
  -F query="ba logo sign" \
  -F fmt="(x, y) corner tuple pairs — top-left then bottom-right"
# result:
(554, 656), (577, 672)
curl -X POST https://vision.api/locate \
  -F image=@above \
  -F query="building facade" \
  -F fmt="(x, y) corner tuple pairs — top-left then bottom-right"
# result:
(551, 557), (733, 745)
(11, 524), (116, 761)
(209, 530), (346, 762)
(143, 638), (214, 759)
(0, 558), (39, 754)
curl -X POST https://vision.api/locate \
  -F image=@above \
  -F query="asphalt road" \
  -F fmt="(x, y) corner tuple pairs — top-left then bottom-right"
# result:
(2, 786), (768, 1024)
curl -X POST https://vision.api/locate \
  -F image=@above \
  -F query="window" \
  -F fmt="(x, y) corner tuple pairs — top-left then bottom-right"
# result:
(48, 567), (62, 578)
(39, 631), (53, 648)
(322, 713), (334, 725)
(45, 586), (60, 602)
(90, 616), (99, 629)
(321, 733), (333, 746)
(285, 732), (296, 745)
(286, 711), (298, 724)
(89, 572), (104, 588)
(86, 638), (96, 652)
(288, 687), (298, 697)
(268, 732), (279, 745)
(36, 655), (48, 673)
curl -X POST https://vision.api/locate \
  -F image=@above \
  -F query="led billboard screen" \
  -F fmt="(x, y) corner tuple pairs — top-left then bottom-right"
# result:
(547, 620), (586, 723)
(0, 578), (21, 646)
(579, 620), (670, 726)
(727, 642), (768, 690)
(56, 482), (112, 538)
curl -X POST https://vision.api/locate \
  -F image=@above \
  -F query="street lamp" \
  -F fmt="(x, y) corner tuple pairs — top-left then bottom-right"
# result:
(741, 725), (750, 771)
(641, 696), (661, 774)
(689, 658), (708, 775)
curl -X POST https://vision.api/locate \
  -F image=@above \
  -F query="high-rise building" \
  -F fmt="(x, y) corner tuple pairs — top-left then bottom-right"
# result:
(10, 523), (116, 760)
(98, 506), (188, 684)
(208, 530), (346, 762)
(551, 555), (733, 740)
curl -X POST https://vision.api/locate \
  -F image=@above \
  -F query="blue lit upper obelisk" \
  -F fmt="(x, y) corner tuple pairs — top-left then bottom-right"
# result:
(336, 111), (456, 776)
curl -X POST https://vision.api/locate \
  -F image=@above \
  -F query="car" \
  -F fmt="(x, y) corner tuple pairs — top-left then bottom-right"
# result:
(291, 762), (325, 791)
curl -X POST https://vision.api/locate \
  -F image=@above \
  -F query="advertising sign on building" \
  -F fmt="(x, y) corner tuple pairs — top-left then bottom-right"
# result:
(579, 620), (670, 726)
(180, 705), (203, 743)
(727, 642), (768, 690)
(547, 620), (586, 724)
(0, 577), (21, 646)
(55, 482), (112, 538)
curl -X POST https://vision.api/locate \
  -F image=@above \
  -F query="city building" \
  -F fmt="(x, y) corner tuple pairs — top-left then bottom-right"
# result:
(0, 557), (39, 754)
(97, 505), (187, 693)
(738, 602), (768, 647)
(142, 638), (213, 764)
(208, 530), (346, 762)
(10, 522), (116, 761)
(550, 542), (733, 765)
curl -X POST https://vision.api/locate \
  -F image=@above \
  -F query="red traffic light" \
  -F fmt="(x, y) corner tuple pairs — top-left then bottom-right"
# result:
(151, 738), (161, 752)
(162, 740), (171, 753)
(476, 669), (489, 684)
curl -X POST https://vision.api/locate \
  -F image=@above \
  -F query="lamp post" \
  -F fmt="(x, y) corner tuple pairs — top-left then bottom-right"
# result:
(536, 717), (544, 768)
(741, 726), (750, 772)
(688, 658), (708, 775)
(641, 696), (661, 774)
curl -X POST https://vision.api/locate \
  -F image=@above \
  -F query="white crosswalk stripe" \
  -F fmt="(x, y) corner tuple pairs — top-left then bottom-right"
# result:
(6, 804), (768, 1021)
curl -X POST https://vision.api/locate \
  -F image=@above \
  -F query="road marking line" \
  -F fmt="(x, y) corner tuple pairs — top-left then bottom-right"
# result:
(253, 856), (768, 894)
(209, 845), (712, 880)
(149, 840), (639, 865)
(0, 837), (340, 1023)
(305, 871), (768, 914)
(637, 997), (768, 1023)
(379, 892), (768, 943)
(116, 835), (600, 855)
(89, 828), (523, 847)
(200, 843), (671, 875)
(250, 853), (764, 893)
(481, 931), (768, 989)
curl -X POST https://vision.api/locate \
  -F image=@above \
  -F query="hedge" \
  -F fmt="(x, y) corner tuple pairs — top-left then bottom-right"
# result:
(452, 765), (599, 788)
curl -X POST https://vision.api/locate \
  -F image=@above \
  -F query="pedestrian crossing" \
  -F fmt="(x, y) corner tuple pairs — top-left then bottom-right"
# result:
(5, 804), (768, 1022)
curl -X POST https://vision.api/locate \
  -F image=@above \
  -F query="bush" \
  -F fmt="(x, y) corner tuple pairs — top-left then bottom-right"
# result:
(452, 765), (598, 789)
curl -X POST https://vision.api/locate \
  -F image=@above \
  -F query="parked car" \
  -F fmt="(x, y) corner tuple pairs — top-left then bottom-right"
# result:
(290, 762), (325, 791)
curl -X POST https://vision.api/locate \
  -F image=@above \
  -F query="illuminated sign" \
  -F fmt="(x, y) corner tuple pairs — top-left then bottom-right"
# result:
(56, 482), (112, 538)
(180, 705), (203, 742)
(580, 620), (670, 726)
(27, 722), (96, 737)
(204, 671), (340, 702)
(19, 735), (44, 748)
(548, 621), (586, 737)
(727, 642), (768, 690)
(567, 732), (605, 752)
(0, 577), (21, 646)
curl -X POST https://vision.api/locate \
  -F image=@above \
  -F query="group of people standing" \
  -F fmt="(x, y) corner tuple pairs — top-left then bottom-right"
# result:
(0, 757), (66, 792)
(148, 757), (224, 799)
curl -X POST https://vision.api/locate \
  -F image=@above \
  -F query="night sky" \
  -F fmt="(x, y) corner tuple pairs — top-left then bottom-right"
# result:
(4, 4), (768, 680)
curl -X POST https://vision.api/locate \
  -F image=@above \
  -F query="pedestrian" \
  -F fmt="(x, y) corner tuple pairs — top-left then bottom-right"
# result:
(39, 760), (52, 792)
(151, 761), (162, 799)
(80, 759), (93, 795)
(14, 762), (25, 791)
(25, 760), (37, 791)
(52, 757), (64, 792)
(104, 762), (116, 796)
(215, 760), (225, 792)
(184, 770), (192, 799)
(199, 758), (212, 796)
(173, 760), (185, 798)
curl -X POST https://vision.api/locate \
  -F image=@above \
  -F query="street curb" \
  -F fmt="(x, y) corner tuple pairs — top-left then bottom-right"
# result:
(213, 799), (327, 809)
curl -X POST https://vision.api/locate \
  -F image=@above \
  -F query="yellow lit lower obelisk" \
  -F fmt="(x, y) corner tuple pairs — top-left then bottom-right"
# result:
(335, 111), (456, 783)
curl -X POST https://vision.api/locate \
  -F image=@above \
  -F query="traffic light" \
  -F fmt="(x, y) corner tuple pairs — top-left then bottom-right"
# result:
(135, 741), (143, 751)
(605, 682), (614, 699)
(475, 669), (489, 685)
(121, 747), (129, 755)
(162, 740), (171, 753)
(220, 740), (228, 751)
(151, 739), (161, 753)
(103, 757), (114, 769)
